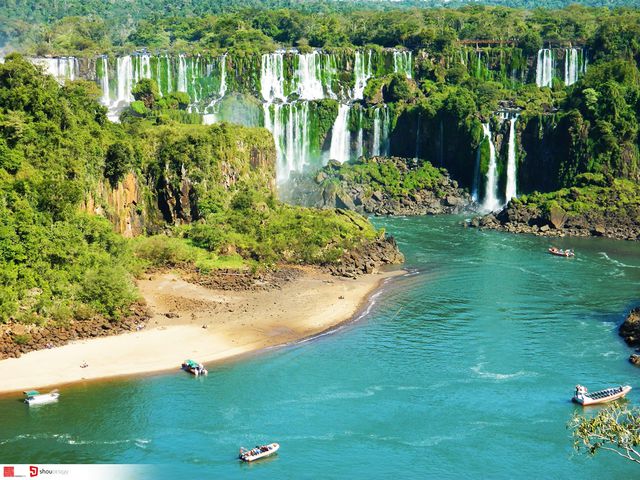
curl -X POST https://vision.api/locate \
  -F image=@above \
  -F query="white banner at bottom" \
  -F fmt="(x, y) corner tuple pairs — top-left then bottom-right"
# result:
(2, 464), (151, 480)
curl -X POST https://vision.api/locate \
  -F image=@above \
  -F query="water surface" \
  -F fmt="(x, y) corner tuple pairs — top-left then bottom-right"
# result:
(2, 216), (639, 478)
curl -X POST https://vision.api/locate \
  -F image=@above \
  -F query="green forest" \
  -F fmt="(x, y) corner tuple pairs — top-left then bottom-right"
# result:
(1, 2), (639, 328)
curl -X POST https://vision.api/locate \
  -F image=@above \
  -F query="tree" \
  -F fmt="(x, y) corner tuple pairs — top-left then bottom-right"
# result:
(568, 404), (640, 464)
(132, 78), (159, 108)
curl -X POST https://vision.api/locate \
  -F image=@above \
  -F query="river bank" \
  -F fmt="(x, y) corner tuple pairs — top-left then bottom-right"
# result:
(0, 267), (401, 395)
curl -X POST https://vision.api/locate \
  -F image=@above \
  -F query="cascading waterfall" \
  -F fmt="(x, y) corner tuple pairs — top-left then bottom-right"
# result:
(329, 104), (351, 163)
(99, 56), (110, 106)
(505, 114), (519, 202)
(30, 57), (78, 83)
(202, 55), (228, 125)
(563, 48), (587, 86)
(353, 50), (373, 100)
(261, 53), (287, 102)
(372, 106), (390, 157)
(393, 51), (412, 79)
(481, 122), (500, 212)
(177, 54), (188, 92)
(296, 52), (324, 100)
(355, 108), (364, 159)
(535, 49), (555, 88)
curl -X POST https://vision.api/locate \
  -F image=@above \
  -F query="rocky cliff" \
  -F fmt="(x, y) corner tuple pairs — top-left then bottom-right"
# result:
(285, 156), (471, 216)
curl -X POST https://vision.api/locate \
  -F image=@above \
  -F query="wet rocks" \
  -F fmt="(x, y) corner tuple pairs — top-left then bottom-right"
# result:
(327, 235), (404, 278)
(619, 307), (640, 347)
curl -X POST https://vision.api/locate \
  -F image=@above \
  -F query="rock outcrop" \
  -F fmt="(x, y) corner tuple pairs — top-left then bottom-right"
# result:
(286, 156), (472, 216)
(620, 307), (640, 347)
(0, 303), (149, 359)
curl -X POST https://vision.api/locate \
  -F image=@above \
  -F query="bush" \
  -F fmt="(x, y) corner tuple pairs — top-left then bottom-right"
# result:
(79, 266), (138, 320)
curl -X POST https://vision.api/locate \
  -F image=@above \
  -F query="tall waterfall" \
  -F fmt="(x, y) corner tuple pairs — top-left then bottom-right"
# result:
(99, 56), (110, 106)
(261, 53), (287, 102)
(535, 49), (555, 88)
(563, 48), (587, 86)
(202, 55), (228, 125)
(329, 104), (352, 163)
(393, 51), (412, 79)
(296, 52), (325, 100)
(481, 122), (500, 212)
(353, 50), (373, 100)
(372, 106), (390, 156)
(505, 115), (519, 202)
(30, 57), (78, 83)
(264, 102), (310, 180)
(355, 108), (364, 159)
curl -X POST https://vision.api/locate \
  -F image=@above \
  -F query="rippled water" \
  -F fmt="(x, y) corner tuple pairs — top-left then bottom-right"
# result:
(1, 216), (639, 478)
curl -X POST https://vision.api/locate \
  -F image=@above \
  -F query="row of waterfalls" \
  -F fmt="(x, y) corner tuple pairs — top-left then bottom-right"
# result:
(18, 46), (587, 206)
(535, 47), (587, 88)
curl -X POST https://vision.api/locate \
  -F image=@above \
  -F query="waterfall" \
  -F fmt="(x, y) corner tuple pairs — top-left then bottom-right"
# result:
(178, 54), (187, 92)
(264, 102), (311, 182)
(261, 53), (286, 102)
(393, 51), (412, 79)
(355, 108), (364, 159)
(30, 57), (78, 83)
(372, 106), (390, 157)
(481, 122), (500, 212)
(563, 47), (587, 86)
(116, 56), (133, 104)
(202, 55), (228, 125)
(329, 104), (351, 163)
(353, 50), (373, 100)
(536, 49), (554, 88)
(505, 115), (519, 202)
(99, 57), (110, 106)
(472, 148), (481, 202)
(296, 52), (324, 100)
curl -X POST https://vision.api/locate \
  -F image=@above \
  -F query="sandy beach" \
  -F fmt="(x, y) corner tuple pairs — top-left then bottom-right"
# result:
(0, 268), (400, 395)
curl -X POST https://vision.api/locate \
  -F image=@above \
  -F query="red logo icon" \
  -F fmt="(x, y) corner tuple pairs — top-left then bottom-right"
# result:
(29, 467), (38, 478)
(3, 466), (14, 478)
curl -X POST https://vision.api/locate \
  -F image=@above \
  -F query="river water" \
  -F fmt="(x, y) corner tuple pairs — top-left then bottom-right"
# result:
(1, 216), (639, 478)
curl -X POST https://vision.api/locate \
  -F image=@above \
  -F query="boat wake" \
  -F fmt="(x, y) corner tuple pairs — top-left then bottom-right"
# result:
(599, 252), (640, 269)
(470, 363), (532, 381)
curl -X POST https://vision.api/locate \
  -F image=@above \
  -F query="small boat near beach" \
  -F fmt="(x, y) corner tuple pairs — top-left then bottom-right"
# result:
(181, 359), (207, 376)
(23, 389), (60, 406)
(572, 384), (632, 406)
(549, 247), (574, 257)
(239, 443), (280, 462)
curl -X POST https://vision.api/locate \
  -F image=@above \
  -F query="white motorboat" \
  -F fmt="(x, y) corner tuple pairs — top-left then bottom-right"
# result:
(572, 384), (632, 406)
(24, 389), (60, 406)
(239, 443), (279, 462)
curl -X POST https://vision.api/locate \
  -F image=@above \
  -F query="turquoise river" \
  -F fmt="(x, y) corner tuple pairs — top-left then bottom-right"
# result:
(1, 216), (640, 478)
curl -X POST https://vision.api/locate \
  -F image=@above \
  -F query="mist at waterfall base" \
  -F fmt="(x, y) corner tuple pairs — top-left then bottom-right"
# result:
(1, 216), (639, 478)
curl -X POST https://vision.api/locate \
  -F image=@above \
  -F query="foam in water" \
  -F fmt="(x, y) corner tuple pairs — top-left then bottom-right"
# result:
(535, 49), (554, 88)
(505, 114), (519, 202)
(481, 122), (500, 212)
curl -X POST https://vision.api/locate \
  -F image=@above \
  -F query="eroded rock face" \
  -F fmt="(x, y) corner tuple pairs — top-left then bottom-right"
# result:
(328, 235), (404, 278)
(286, 156), (472, 216)
(620, 307), (640, 347)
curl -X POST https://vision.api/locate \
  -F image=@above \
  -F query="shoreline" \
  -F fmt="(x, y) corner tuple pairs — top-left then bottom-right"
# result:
(0, 267), (403, 396)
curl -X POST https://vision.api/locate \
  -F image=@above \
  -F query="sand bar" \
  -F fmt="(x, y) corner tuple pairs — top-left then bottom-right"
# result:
(0, 268), (401, 395)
